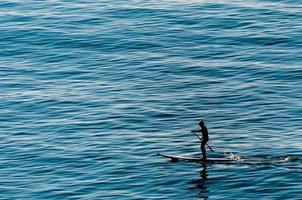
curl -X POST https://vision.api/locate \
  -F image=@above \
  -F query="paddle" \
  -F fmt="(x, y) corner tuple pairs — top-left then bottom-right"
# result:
(190, 131), (214, 152)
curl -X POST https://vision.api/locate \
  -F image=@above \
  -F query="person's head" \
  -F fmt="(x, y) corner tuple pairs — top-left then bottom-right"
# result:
(199, 120), (204, 127)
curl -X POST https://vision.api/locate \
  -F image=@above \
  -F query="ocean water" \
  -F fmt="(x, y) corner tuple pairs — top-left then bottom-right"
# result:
(1, 0), (302, 199)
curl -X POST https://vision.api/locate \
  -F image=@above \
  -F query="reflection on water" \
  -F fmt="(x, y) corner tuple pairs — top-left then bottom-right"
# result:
(197, 164), (209, 199)
(189, 164), (209, 199)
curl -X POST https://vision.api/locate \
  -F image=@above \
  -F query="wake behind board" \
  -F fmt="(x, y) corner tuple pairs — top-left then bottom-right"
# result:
(157, 153), (237, 164)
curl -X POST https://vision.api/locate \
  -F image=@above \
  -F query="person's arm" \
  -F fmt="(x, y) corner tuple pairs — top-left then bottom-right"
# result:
(191, 130), (202, 140)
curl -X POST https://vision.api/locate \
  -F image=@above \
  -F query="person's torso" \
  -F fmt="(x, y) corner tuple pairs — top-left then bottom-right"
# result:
(201, 126), (208, 141)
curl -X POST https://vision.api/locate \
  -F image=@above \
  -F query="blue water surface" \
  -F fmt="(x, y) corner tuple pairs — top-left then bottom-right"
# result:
(1, 0), (302, 199)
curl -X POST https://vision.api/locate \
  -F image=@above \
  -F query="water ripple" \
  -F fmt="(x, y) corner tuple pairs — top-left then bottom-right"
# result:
(1, 0), (302, 199)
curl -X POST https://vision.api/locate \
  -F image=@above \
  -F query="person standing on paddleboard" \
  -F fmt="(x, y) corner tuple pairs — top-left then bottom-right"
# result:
(191, 120), (209, 161)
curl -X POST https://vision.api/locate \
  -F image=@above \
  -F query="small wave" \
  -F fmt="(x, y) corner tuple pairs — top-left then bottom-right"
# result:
(276, 156), (299, 162)
(224, 152), (245, 161)
(224, 152), (301, 164)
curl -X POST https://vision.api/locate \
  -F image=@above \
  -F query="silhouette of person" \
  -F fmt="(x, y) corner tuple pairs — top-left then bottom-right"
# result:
(191, 120), (209, 161)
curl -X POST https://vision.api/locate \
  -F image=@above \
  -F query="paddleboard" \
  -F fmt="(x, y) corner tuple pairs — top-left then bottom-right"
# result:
(157, 153), (236, 163)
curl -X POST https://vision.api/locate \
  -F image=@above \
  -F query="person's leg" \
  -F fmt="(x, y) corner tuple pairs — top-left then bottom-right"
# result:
(200, 142), (206, 160)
